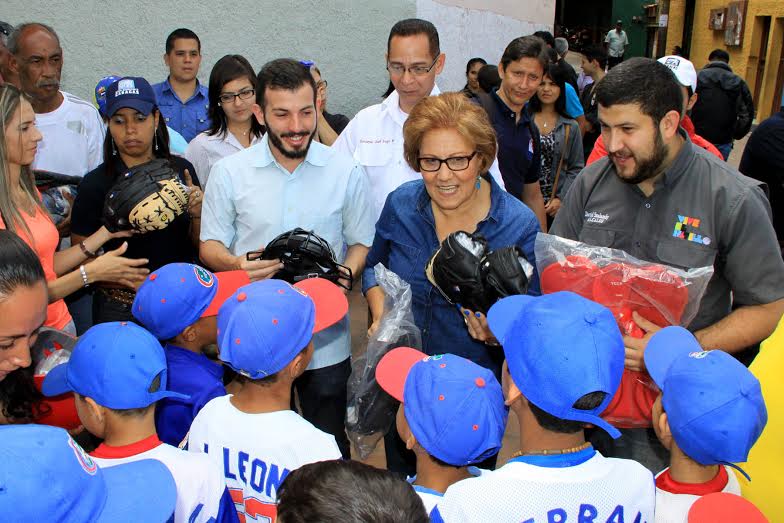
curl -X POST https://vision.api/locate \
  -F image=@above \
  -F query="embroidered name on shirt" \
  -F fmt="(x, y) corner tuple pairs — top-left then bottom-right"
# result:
(585, 211), (610, 224)
(673, 215), (711, 245)
(359, 138), (395, 144)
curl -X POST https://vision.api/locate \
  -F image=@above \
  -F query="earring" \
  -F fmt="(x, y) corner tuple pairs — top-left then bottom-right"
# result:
(111, 138), (117, 156)
(154, 131), (159, 152)
(475, 176), (481, 189)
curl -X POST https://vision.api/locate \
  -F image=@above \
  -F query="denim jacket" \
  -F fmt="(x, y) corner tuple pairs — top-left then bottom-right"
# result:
(362, 176), (540, 377)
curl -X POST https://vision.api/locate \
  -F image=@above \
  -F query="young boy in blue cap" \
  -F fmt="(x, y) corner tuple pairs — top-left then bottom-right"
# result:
(42, 321), (239, 523)
(432, 291), (655, 523)
(0, 424), (177, 522)
(132, 262), (249, 446)
(643, 326), (767, 521)
(375, 347), (507, 513)
(187, 278), (348, 522)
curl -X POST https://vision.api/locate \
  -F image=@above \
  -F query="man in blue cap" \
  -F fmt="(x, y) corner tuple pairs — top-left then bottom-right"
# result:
(376, 347), (507, 513)
(132, 262), (248, 446)
(644, 326), (767, 521)
(42, 322), (238, 523)
(0, 424), (177, 522)
(432, 291), (654, 522)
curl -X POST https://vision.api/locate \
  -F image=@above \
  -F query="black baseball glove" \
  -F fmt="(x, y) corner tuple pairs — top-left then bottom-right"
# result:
(248, 228), (353, 290)
(102, 159), (189, 233)
(480, 246), (532, 305)
(425, 231), (492, 312)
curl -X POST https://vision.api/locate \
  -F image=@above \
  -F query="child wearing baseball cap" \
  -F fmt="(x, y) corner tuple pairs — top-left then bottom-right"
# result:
(643, 326), (767, 521)
(432, 292), (655, 523)
(187, 278), (349, 521)
(132, 263), (249, 446)
(375, 347), (507, 513)
(0, 424), (177, 522)
(42, 322), (239, 523)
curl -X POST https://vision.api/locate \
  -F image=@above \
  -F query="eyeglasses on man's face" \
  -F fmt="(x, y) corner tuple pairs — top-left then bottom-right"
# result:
(387, 55), (440, 77)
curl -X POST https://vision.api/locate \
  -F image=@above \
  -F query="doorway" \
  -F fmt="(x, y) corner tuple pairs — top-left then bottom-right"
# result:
(751, 16), (771, 107)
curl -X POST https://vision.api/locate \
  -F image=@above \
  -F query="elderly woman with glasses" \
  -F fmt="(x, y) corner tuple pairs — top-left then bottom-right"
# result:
(185, 54), (264, 187)
(363, 92), (540, 378)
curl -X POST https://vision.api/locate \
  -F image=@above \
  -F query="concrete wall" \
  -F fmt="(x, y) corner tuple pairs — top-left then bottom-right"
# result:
(5, 0), (554, 117)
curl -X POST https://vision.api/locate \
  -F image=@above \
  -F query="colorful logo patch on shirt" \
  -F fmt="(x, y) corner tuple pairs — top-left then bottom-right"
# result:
(673, 215), (711, 245)
(193, 266), (214, 288)
(68, 437), (97, 475)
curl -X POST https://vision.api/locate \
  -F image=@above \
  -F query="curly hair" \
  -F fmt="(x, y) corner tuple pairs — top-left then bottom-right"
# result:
(403, 92), (497, 174)
(1, 366), (47, 422)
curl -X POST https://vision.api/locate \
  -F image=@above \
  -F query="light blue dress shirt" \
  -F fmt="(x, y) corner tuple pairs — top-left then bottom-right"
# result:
(200, 134), (375, 369)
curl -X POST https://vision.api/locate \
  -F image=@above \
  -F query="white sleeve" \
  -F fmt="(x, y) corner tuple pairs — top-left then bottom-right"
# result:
(604, 31), (611, 43)
(332, 115), (358, 157)
(86, 107), (106, 172)
(199, 162), (237, 247)
(186, 411), (207, 453)
(185, 135), (211, 187)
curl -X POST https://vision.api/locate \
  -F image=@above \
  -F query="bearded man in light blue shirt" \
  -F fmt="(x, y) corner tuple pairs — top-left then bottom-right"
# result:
(199, 59), (375, 458)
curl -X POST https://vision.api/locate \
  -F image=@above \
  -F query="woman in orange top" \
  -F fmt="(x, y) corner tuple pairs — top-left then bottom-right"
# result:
(0, 86), (148, 333)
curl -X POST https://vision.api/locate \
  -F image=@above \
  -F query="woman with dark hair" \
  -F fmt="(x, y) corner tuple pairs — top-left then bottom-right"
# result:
(185, 55), (263, 186)
(461, 57), (487, 99)
(0, 85), (147, 334)
(0, 229), (48, 423)
(71, 76), (201, 324)
(528, 64), (584, 224)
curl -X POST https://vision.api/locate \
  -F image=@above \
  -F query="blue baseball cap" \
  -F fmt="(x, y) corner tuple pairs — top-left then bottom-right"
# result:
(644, 326), (767, 467)
(0, 424), (176, 522)
(487, 291), (624, 439)
(376, 347), (507, 466)
(95, 75), (121, 117)
(132, 263), (250, 340)
(218, 278), (348, 379)
(105, 76), (157, 117)
(42, 322), (189, 409)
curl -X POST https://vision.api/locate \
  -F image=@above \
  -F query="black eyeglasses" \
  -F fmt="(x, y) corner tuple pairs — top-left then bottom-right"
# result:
(387, 55), (440, 77)
(417, 152), (477, 172)
(218, 88), (255, 105)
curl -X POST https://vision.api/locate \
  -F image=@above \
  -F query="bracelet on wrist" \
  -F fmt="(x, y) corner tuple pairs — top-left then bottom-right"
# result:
(79, 265), (90, 287)
(80, 241), (97, 258)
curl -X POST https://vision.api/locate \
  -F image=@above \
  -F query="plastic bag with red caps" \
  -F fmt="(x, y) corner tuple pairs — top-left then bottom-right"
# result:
(534, 233), (714, 428)
(32, 328), (80, 430)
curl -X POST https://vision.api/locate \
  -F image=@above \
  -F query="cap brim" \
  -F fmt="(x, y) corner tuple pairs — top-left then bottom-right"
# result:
(97, 459), (177, 523)
(150, 390), (191, 403)
(375, 347), (426, 402)
(487, 295), (534, 345)
(687, 492), (768, 523)
(41, 363), (72, 397)
(202, 271), (251, 318)
(643, 326), (701, 387)
(108, 100), (154, 117)
(294, 278), (348, 333)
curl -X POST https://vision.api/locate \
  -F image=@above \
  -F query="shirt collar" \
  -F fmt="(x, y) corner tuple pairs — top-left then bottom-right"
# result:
(164, 343), (224, 379)
(90, 434), (163, 459)
(659, 128), (695, 187)
(490, 88), (530, 122)
(381, 84), (441, 113)
(162, 77), (208, 101)
(251, 133), (329, 169)
(415, 174), (505, 225)
(507, 446), (596, 468)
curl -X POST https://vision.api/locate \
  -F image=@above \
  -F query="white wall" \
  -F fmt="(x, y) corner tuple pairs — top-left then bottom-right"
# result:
(5, 0), (554, 116)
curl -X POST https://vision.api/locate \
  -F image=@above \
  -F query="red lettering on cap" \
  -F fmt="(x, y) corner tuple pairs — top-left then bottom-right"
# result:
(475, 377), (485, 388)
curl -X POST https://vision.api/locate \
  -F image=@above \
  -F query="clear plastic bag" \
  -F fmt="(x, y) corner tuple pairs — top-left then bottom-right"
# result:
(534, 233), (714, 428)
(33, 328), (77, 376)
(346, 264), (422, 459)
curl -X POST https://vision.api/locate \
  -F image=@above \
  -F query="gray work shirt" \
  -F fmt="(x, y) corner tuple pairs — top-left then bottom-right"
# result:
(551, 134), (784, 332)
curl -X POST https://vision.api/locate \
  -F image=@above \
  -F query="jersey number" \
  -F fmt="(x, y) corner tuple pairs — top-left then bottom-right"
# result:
(228, 488), (276, 523)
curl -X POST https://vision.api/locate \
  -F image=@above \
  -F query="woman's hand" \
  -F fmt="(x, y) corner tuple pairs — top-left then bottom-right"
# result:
(184, 169), (203, 219)
(545, 197), (561, 217)
(85, 242), (149, 288)
(460, 307), (500, 345)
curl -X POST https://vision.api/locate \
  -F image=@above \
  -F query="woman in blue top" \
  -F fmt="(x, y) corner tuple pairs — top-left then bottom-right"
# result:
(363, 92), (540, 379)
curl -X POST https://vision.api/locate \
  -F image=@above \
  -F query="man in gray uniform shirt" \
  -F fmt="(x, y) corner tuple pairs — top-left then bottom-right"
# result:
(551, 58), (784, 471)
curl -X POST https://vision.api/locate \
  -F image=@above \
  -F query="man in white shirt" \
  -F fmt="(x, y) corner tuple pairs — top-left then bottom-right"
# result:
(334, 18), (504, 220)
(604, 20), (630, 69)
(9, 23), (105, 177)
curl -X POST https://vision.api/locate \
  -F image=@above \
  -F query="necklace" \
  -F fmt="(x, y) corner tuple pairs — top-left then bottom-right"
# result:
(510, 442), (592, 458)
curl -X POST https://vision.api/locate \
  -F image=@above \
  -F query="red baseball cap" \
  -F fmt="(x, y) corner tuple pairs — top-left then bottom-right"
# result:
(202, 271), (251, 317)
(540, 255), (598, 299)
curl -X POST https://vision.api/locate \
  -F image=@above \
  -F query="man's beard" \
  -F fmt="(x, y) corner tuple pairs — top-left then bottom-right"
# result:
(267, 128), (316, 159)
(615, 131), (668, 185)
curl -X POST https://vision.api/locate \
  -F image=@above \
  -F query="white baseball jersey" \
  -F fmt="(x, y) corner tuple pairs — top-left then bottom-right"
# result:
(431, 451), (655, 522)
(32, 91), (105, 177)
(409, 467), (486, 513)
(187, 395), (342, 521)
(654, 465), (741, 522)
(91, 435), (234, 523)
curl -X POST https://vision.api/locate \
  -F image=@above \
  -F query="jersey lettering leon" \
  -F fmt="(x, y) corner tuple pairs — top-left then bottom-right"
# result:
(219, 446), (289, 518)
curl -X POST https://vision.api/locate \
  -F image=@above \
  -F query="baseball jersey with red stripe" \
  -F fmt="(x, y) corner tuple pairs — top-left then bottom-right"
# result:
(654, 465), (741, 522)
(91, 434), (237, 523)
(187, 395), (342, 521)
